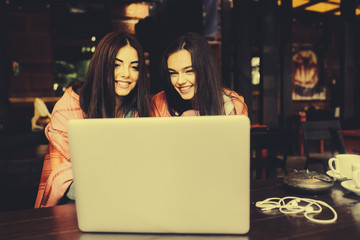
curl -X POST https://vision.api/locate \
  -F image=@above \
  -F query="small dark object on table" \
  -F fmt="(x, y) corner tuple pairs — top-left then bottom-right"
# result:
(284, 169), (335, 193)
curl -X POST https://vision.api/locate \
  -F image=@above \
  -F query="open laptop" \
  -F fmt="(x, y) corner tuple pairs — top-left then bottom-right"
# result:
(68, 115), (250, 234)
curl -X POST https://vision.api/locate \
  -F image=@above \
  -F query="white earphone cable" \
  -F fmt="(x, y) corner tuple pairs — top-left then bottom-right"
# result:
(255, 196), (338, 224)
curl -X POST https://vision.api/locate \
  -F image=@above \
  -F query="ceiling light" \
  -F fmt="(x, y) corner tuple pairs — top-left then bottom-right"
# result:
(305, 3), (339, 13)
(293, 0), (310, 8)
(125, 3), (149, 19)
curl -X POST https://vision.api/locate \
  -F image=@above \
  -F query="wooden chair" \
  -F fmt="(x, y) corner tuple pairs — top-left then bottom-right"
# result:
(251, 127), (292, 179)
(339, 129), (360, 154)
(329, 127), (347, 154)
(301, 120), (342, 171)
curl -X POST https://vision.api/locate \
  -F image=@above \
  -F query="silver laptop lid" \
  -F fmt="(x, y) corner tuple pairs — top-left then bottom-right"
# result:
(68, 115), (250, 234)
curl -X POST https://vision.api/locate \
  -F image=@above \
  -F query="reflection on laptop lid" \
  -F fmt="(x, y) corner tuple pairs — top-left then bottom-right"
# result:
(68, 115), (250, 234)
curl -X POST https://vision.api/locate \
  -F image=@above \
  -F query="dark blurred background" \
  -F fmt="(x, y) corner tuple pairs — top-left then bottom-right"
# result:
(1, 0), (360, 212)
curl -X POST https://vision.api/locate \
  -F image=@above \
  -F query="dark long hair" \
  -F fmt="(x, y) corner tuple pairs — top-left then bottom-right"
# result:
(161, 32), (224, 116)
(78, 31), (150, 118)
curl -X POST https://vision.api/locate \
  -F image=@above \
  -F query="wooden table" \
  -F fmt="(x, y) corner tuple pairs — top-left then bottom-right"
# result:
(1, 178), (360, 240)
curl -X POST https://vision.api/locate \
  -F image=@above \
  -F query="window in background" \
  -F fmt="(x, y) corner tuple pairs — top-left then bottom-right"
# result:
(251, 56), (260, 124)
(53, 59), (90, 96)
(52, 2), (109, 96)
(251, 57), (260, 85)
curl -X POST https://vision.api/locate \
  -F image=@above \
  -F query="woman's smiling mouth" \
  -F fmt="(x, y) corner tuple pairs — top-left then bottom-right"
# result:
(178, 85), (194, 93)
(116, 80), (131, 89)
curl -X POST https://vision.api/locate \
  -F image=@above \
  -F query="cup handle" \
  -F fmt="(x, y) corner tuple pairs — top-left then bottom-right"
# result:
(328, 158), (340, 175)
(353, 170), (360, 189)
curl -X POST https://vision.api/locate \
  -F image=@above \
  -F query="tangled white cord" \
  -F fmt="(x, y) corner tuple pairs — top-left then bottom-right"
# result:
(255, 196), (338, 224)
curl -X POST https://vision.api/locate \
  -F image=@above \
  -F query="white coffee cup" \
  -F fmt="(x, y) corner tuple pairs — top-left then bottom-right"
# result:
(328, 154), (360, 179)
(352, 163), (360, 189)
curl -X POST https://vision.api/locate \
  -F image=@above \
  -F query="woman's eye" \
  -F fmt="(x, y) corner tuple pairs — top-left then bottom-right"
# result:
(169, 72), (178, 76)
(186, 69), (194, 74)
(131, 65), (139, 71)
(114, 63), (120, 68)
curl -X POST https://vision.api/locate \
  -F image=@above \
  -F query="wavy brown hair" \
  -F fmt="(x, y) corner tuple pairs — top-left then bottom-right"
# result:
(78, 31), (150, 117)
(161, 32), (224, 116)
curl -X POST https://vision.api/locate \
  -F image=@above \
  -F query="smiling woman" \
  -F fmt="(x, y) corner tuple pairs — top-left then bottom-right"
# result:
(34, 31), (150, 208)
(150, 32), (248, 117)
(167, 49), (196, 100)
(79, 32), (150, 118)
(113, 45), (140, 115)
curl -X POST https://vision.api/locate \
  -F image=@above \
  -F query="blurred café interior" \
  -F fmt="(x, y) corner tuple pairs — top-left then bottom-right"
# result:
(0, 0), (360, 212)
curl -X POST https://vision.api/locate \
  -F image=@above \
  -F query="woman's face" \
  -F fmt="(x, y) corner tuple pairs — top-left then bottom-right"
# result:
(114, 45), (139, 97)
(167, 50), (196, 100)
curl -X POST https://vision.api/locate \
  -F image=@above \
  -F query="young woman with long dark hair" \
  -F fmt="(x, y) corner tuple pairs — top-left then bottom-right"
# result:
(35, 31), (150, 208)
(151, 32), (247, 117)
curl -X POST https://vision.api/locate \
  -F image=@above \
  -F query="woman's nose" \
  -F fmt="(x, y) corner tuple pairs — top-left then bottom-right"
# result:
(121, 66), (130, 77)
(177, 73), (187, 84)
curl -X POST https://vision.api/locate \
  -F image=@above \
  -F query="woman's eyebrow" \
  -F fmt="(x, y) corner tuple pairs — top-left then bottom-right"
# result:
(115, 58), (139, 64)
(168, 66), (192, 72)
(183, 66), (193, 70)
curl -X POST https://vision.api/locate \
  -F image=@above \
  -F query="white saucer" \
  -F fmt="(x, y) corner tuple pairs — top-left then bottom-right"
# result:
(326, 170), (348, 181)
(341, 180), (360, 196)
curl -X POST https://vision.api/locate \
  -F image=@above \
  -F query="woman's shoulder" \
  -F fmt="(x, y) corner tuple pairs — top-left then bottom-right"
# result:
(223, 88), (243, 100)
(222, 88), (248, 116)
(55, 87), (79, 105)
(150, 91), (171, 117)
(52, 87), (83, 119)
(150, 91), (168, 107)
(151, 91), (166, 100)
